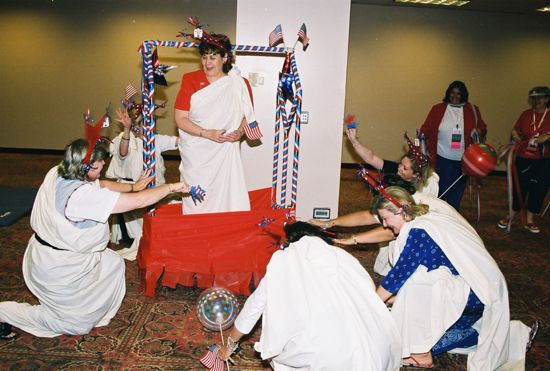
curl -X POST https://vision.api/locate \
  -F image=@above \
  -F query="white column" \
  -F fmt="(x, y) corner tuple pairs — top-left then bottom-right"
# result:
(236, 0), (351, 220)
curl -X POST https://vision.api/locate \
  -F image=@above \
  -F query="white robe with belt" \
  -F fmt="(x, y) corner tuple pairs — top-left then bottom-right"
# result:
(178, 68), (253, 214)
(0, 167), (125, 337)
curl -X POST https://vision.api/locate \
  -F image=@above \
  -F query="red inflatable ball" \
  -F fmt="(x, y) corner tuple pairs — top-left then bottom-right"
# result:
(461, 143), (497, 177)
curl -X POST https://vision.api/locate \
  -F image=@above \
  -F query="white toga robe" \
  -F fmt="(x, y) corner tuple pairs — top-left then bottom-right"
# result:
(389, 212), (530, 370)
(0, 167), (125, 337)
(234, 236), (402, 371)
(178, 68), (253, 214)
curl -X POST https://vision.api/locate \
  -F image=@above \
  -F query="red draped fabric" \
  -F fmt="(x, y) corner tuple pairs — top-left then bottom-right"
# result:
(138, 188), (292, 296)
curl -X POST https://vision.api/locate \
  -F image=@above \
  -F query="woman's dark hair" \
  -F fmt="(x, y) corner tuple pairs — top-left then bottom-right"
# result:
(443, 80), (469, 103)
(198, 34), (233, 73)
(58, 139), (108, 180)
(284, 221), (334, 246)
(383, 173), (417, 195)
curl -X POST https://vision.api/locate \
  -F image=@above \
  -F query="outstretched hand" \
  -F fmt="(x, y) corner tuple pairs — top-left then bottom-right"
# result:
(115, 108), (132, 130)
(168, 182), (191, 194)
(133, 169), (154, 191)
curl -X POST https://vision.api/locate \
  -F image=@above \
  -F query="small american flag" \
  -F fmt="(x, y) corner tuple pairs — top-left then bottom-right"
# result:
(297, 23), (310, 50)
(125, 84), (138, 101)
(200, 345), (225, 371)
(244, 121), (263, 140)
(269, 24), (284, 47)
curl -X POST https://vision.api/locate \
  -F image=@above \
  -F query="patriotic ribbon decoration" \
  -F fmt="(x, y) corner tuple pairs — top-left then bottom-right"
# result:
(82, 106), (111, 173)
(190, 185), (206, 205)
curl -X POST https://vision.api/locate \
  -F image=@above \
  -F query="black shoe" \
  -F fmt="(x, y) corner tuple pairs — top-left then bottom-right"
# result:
(0, 322), (16, 340)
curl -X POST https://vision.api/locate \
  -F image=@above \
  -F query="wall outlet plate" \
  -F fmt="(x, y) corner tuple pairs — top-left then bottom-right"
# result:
(313, 207), (330, 219)
(300, 111), (309, 124)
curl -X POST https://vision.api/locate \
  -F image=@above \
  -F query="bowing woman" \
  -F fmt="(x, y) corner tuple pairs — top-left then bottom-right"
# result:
(371, 186), (535, 369)
(0, 138), (189, 338)
(217, 222), (402, 371)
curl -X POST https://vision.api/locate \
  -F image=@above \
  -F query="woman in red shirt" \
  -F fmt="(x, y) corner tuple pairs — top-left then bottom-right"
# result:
(498, 86), (550, 233)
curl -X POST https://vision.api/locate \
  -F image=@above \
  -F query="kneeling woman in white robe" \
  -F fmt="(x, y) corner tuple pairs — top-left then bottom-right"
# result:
(218, 221), (402, 371)
(0, 139), (189, 338)
(372, 186), (533, 370)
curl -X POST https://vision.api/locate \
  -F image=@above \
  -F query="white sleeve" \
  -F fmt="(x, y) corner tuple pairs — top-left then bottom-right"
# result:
(234, 278), (267, 335)
(156, 135), (178, 152)
(65, 182), (120, 223)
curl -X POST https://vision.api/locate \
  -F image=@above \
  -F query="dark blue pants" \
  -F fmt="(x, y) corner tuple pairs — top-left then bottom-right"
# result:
(436, 155), (466, 210)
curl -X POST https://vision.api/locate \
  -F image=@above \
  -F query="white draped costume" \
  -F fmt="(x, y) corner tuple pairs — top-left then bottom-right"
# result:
(106, 132), (177, 260)
(178, 68), (254, 214)
(0, 167), (125, 337)
(233, 236), (402, 371)
(374, 190), (454, 275)
(388, 211), (530, 370)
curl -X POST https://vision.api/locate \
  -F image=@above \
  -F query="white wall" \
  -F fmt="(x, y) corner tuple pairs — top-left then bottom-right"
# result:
(236, 0), (351, 220)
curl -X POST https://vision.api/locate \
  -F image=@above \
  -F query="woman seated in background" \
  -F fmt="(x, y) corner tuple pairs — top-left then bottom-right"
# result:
(371, 186), (535, 369)
(0, 138), (189, 339)
(217, 221), (402, 371)
(345, 124), (439, 196)
(106, 107), (179, 260)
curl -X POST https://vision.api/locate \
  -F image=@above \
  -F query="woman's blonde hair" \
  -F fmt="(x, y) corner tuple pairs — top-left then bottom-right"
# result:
(370, 186), (429, 220)
(401, 153), (433, 188)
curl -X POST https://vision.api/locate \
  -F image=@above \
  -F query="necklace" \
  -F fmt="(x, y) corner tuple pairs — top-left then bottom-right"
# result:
(532, 108), (548, 131)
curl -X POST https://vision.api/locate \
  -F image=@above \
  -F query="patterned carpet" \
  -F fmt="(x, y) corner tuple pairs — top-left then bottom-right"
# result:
(0, 153), (548, 370)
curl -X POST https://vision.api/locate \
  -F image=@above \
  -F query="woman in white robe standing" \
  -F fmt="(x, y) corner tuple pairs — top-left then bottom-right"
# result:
(371, 186), (535, 370)
(174, 33), (255, 214)
(0, 138), (189, 338)
(217, 222), (402, 371)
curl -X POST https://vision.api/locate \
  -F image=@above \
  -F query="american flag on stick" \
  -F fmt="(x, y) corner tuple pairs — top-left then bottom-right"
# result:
(297, 23), (310, 50)
(269, 24), (284, 47)
(244, 121), (263, 140)
(200, 344), (225, 371)
(125, 84), (138, 101)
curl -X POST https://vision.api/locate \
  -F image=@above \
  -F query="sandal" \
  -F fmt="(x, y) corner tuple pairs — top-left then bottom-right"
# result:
(524, 223), (541, 234)
(401, 356), (434, 369)
(527, 321), (539, 351)
(0, 322), (16, 340)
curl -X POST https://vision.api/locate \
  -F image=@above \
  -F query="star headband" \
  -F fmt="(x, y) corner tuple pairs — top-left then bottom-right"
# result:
(356, 165), (406, 212)
(82, 106), (111, 172)
(403, 131), (429, 179)
(177, 16), (232, 59)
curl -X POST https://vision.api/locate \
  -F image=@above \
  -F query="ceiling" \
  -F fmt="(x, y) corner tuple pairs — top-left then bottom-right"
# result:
(352, 0), (550, 16)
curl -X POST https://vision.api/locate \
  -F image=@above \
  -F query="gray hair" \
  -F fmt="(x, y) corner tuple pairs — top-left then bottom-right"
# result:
(58, 139), (108, 180)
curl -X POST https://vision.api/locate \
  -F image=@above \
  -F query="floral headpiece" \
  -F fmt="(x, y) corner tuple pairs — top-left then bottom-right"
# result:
(403, 131), (429, 180)
(82, 107), (111, 173)
(356, 165), (407, 212)
(177, 17), (233, 60)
